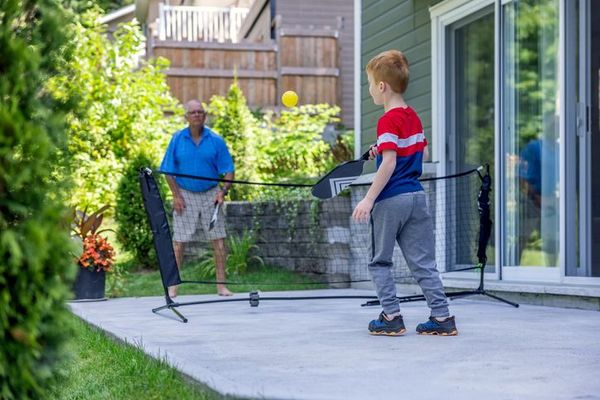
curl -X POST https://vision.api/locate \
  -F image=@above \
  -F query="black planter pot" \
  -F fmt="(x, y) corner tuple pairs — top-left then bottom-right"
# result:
(73, 267), (106, 301)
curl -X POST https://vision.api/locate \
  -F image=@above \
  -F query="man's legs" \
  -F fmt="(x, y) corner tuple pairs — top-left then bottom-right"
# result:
(169, 241), (185, 297)
(212, 238), (232, 296)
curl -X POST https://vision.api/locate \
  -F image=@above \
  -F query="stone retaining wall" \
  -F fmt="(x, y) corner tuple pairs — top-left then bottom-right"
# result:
(224, 196), (354, 286)
(183, 169), (440, 286)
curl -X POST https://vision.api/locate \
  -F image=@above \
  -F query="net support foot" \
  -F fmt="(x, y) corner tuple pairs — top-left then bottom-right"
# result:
(152, 303), (189, 323)
(447, 289), (519, 308)
(249, 291), (260, 307)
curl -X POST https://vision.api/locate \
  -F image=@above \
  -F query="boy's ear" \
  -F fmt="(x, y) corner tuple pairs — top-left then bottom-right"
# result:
(379, 81), (385, 91)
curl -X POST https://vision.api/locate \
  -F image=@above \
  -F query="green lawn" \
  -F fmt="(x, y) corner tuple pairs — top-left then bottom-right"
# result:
(62, 254), (322, 399)
(59, 259), (323, 399)
(50, 315), (221, 400)
(113, 259), (326, 298)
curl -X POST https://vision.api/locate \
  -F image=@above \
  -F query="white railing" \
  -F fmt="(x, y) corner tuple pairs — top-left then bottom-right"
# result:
(157, 4), (249, 43)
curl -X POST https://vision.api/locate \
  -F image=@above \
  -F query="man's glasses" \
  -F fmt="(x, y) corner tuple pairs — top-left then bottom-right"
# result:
(187, 110), (206, 116)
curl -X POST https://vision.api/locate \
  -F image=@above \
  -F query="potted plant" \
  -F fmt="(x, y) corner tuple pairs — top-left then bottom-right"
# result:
(72, 205), (115, 301)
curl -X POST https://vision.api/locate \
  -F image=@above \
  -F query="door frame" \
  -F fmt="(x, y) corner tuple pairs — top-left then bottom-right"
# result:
(431, 0), (497, 279)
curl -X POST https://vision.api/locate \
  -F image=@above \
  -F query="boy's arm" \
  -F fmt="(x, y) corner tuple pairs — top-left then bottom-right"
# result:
(351, 150), (396, 222)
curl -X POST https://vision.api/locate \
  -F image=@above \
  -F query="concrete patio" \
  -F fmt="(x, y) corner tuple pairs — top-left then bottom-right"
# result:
(69, 289), (600, 400)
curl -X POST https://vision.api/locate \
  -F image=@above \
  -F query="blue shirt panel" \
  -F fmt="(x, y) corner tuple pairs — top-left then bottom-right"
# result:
(518, 139), (557, 197)
(160, 127), (235, 192)
(375, 152), (424, 202)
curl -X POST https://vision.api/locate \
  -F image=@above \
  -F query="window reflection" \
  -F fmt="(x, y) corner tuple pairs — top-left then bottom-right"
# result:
(449, 8), (495, 271)
(503, 0), (560, 267)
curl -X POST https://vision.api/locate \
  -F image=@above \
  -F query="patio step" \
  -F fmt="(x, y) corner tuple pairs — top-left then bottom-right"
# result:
(352, 280), (600, 311)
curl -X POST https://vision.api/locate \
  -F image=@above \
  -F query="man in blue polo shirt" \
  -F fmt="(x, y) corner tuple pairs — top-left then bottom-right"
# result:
(161, 99), (235, 297)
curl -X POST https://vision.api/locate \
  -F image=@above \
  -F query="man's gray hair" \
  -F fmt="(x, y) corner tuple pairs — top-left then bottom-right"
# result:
(184, 99), (203, 113)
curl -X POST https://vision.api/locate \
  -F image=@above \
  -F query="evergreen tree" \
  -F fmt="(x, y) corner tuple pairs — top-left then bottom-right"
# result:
(0, 1), (77, 398)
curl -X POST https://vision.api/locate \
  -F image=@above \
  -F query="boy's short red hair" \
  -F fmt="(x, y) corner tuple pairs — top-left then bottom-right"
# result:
(366, 50), (410, 94)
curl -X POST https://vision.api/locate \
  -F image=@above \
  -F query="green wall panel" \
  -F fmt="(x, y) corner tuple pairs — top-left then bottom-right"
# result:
(360, 0), (434, 153)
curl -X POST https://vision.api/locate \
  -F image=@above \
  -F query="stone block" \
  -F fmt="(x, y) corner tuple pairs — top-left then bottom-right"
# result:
(323, 226), (350, 244)
(263, 257), (296, 271)
(295, 257), (325, 273)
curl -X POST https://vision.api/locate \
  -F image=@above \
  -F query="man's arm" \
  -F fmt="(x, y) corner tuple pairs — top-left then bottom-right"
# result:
(166, 175), (185, 214)
(215, 171), (234, 204)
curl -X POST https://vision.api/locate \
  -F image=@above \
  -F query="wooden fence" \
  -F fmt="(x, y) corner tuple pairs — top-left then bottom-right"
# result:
(150, 27), (339, 109)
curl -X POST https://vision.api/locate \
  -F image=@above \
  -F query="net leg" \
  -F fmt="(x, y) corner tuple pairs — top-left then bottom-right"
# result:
(482, 291), (519, 308)
(152, 304), (189, 323)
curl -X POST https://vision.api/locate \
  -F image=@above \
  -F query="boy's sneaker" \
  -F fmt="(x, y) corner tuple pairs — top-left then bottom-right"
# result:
(416, 316), (458, 336)
(368, 312), (406, 336)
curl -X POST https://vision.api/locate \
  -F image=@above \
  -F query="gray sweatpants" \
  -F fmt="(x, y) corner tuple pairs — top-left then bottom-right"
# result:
(368, 191), (450, 318)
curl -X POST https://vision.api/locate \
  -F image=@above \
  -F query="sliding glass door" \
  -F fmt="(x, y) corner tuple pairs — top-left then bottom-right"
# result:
(501, 0), (560, 278)
(433, 0), (599, 283)
(446, 6), (495, 272)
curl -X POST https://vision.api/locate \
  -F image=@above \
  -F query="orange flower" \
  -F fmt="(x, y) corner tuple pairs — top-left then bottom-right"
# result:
(78, 233), (115, 272)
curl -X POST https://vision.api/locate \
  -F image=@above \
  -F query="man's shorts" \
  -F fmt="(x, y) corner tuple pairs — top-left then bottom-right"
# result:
(172, 187), (226, 242)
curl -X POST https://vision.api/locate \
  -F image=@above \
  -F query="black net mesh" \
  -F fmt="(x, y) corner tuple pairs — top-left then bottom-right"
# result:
(144, 168), (489, 288)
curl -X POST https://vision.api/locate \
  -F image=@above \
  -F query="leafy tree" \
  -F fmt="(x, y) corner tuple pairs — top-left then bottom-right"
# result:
(115, 151), (166, 269)
(512, 0), (558, 148)
(63, 0), (133, 14)
(260, 104), (342, 183)
(0, 0), (77, 398)
(206, 81), (348, 200)
(206, 79), (262, 200)
(47, 10), (182, 210)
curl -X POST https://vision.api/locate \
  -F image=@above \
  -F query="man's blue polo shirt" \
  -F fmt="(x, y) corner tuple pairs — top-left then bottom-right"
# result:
(160, 126), (234, 193)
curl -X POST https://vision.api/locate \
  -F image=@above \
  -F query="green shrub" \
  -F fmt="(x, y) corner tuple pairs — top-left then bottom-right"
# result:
(206, 82), (353, 201)
(226, 231), (264, 275)
(196, 231), (263, 277)
(0, 1), (77, 398)
(259, 104), (343, 183)
(115, 152), (165, 270)
(47, 10), (182, 210)
(206, 79), (262, 200)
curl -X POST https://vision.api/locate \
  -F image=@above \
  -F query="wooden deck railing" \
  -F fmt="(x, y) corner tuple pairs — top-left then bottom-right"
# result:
(157, 4), (249, 43)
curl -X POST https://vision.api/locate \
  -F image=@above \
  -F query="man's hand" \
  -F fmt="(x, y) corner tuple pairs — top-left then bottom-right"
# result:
(214, 190), (226, 204)
(352, 197), (375, 223)
(173, 195), (186, 214)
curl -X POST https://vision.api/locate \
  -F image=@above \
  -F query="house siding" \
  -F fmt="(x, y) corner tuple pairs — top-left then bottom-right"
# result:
(360, 0), (433, 153)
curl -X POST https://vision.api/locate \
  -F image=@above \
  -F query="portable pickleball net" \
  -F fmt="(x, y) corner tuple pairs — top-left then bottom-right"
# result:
(139, 164), (516, 323)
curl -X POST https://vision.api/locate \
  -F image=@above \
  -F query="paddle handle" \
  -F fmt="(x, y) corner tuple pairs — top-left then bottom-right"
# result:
(360, 147), (373, 161)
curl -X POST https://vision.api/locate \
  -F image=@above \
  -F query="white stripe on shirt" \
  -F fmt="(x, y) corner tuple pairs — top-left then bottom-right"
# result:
(378, 132), (426, 148)
(377, 133), (398, 146)
(397, 132), (425, 148)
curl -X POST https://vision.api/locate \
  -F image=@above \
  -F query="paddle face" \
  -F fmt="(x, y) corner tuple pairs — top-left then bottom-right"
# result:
(312, 152), (370, 199)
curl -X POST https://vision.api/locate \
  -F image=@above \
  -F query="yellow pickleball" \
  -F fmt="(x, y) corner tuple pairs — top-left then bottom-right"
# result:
(281, 90), (298, 108)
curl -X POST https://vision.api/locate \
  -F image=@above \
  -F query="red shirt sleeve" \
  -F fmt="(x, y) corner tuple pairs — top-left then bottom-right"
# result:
(376, 114), (399, 152)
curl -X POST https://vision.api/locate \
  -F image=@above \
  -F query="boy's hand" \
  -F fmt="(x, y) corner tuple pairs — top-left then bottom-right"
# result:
(368, 144), (379, 160)
(352, 197), (375, 223)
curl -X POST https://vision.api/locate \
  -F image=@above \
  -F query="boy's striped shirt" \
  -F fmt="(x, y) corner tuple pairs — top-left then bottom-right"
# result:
(375, 106), (426, 202)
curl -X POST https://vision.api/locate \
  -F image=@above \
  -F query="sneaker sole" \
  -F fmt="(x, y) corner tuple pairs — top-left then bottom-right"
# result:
(417, 330), (458, 336)
(369, 328), (407, 336)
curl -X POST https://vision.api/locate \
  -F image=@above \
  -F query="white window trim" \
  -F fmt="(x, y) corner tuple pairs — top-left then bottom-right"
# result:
(353, 0), (362, 159)
(430, 0), (495, 174)
(430, 0), (496, 279)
